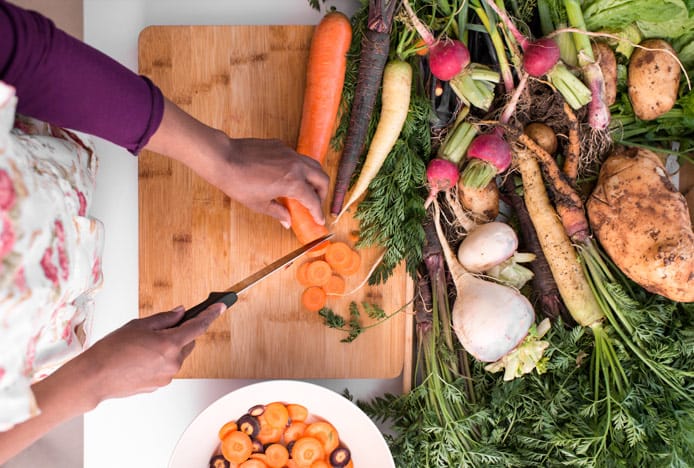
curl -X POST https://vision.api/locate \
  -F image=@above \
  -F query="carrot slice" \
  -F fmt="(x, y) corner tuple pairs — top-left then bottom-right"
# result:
(291, 436), (325, 466)
(239, 458), (267, 468)
(221, 430), (253, 464)
(257, 415), (283, 445)
(264, 443), (289, 467)
(301, 286), (327, 312)
(283, 421), (307, 445)
(333, 250), (361, 276)
(324, 242), (354, 271)
(287, 404), (309, 423)
(305, 260), (332, 286)
(264, 402), (290, 429)
(305, 421), (340, 454)
(310, 461), (330, 468)
(296, 262), (311, 286)
(218, 420), (238, 441)
(323, 274), (345, 295)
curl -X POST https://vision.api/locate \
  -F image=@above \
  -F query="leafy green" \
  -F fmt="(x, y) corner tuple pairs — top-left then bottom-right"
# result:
(318, 300), (408, 342)
(582, 0), (689, 34)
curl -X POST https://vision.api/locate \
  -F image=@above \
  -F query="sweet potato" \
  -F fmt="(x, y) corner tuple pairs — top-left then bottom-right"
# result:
(627, 39), (680, 121)
(586, 146), (694, 302)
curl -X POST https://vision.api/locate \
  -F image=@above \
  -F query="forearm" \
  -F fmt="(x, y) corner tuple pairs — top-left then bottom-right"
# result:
(0, 355), (100, 464)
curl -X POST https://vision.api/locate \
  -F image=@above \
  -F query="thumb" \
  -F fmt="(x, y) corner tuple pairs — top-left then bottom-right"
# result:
(265, 200), (292, 230)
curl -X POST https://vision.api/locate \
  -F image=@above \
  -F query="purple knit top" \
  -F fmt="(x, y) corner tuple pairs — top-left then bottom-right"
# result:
(0, 0), (164, 154)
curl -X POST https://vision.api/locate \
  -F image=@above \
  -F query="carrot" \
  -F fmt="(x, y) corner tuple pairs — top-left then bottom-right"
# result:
(221, 430), (254, 464)
(296, 262), (311, 286)
(305, 260), (333, 286)
(291, 436), (325, 466)
(286, 403), (308, 422)
(332, 250), (361, 276)
(218, 420), (238, 441)
(283, 421), (307, 445)
(324, 242), (354, 271)
(304, 422), (340, 454)
(323, 274), (346, 295)
(301, 286), (327, 312)
(330, 0), (399, 215)
(335, 59), (413, 218)
(239, 458), (267, 468)
(257, 415), (283, 445)
(282, 11), (352, 245)
(264, 402), (290, 429)
(562, 103), (580, 183)
(261, 443), (289, 468)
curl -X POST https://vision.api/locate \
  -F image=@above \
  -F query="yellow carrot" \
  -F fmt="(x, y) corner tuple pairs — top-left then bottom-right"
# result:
(335, 59), (412, 220)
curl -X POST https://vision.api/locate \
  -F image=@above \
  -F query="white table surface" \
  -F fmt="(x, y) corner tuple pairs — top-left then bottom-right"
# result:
(81, 1), (403, 467)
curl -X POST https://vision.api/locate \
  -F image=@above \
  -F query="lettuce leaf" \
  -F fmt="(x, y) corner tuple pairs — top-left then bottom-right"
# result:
(583, 0), (689, 34)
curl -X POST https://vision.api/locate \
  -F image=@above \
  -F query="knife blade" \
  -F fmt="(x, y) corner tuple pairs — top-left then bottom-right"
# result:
(174, 233), (333, 325)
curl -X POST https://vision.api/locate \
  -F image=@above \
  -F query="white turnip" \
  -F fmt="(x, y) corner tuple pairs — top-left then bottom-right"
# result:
(457, 221), (518, 272)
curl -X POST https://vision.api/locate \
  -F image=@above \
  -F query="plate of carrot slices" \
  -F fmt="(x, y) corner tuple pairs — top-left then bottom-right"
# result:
(168, 380), (394, 468)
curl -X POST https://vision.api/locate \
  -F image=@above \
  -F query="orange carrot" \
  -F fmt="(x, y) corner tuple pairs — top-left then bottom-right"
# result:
(287, 404), (309, 423)
(283, 421), (307, 445)
(311, 461), (330, 468)
(291, 437), (325, 466)
(263, 443), (289, 468)
(305, 260), (333, 286)
(239, 458), (267, 468)
(218, 420), (238, 441)
(221, 431), (253, 464)
(296, 262), (311, 286)
(333, 250), (361, 276)
(305, 422), (340, 454)
(562, 103), (580, 184)
(301, 286), (327, 312)
(264, 402), (290, 429)
(324, 274), (346, 295)
(282, 11), (352, 245)
(257, 415), (283, 445)
(324, 242), (354, 272)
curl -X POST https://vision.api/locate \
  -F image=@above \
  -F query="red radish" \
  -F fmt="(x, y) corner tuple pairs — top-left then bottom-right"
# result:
(460, 132), (511, 189)
(402, 0), (470, 81)
(424, 158), (459, 208)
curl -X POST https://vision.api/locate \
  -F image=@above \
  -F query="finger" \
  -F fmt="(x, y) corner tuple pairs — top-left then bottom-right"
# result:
(140, 306), (186, 330)
(170, 303), (224, 345)
(180, 340), (196, 361)
(264, 200), (291, 229)
(288, 183), (325, 226)
(304, 166), (330, 203)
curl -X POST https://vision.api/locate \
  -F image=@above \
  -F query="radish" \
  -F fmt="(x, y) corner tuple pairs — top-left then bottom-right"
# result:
(402, 0), (470, 81)
(460, 131), (511, 189)
(424, 158), (459, 208)
(432, 202), (545, 377)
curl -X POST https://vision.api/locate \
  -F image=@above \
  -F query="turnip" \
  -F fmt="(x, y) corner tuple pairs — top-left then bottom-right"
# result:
(432, 202), (546, 380)
(424, 158), (459, 208)
(459, 131), (511, 189)
(402, 0), (470, 81)
(457, 221), (518, 273)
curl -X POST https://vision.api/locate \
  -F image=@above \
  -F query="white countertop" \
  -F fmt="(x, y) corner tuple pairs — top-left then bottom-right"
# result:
(81, 1), (403, 467)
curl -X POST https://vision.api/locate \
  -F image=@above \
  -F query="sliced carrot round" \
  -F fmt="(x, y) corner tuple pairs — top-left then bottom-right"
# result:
(301, 286), (327, 312)
(221, 430), (253, 464)
(323, 274), (346, 295)
(218, 420), (238, 441)
(287, 403), (309, 423)
(257, 415), (283, 445)
(333, 250), (361, 276)
(291, 436), (325, 466)
(283, 420), (307, 445)
(305, 421), (340, 454)
(264, 402), (290, 429)
(305, 260), (333, 286)
(296, 262), (311, 286)
(309, 461), (330, 468)
(264, 443), (289, 467)
(324, 241), (354, 271)
(239, 457), (268, 467)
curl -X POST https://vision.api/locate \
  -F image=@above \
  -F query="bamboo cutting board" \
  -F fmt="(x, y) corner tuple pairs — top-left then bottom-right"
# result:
(138, 25), (413, 379)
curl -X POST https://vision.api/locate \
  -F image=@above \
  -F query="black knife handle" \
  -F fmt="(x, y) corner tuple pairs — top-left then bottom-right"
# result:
(175, 291), (238, 326)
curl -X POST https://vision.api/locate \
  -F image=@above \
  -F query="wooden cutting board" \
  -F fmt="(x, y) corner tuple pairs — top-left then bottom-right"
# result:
(138, 25), (413, 379)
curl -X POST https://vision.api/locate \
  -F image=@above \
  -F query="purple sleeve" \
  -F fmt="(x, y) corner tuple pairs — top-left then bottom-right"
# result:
(0, 0), (164, 154)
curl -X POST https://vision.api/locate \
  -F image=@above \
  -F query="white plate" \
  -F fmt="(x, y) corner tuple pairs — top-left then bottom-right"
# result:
(168, 380), (395, 467)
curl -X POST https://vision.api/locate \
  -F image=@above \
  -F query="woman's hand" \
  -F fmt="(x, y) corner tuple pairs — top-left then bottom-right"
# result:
(144, 98), (330, 229)
(79, 304), (224, 401)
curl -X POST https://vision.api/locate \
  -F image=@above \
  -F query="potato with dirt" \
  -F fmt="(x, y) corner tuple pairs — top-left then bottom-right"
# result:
(586, 146), (694, 302)
(627, 39), (681, 121)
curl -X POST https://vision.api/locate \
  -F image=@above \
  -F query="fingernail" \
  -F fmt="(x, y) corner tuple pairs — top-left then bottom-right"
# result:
(280, 219), (291, 230)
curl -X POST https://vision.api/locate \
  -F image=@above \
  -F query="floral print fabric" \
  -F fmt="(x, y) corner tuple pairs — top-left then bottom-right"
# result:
(0, 81), (104, 430)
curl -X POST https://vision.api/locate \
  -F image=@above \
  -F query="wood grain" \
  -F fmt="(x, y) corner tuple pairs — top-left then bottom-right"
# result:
(138, 25), (413, 379)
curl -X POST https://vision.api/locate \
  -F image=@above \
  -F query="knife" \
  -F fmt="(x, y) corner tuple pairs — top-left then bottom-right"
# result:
(174, 233), (334, 326)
